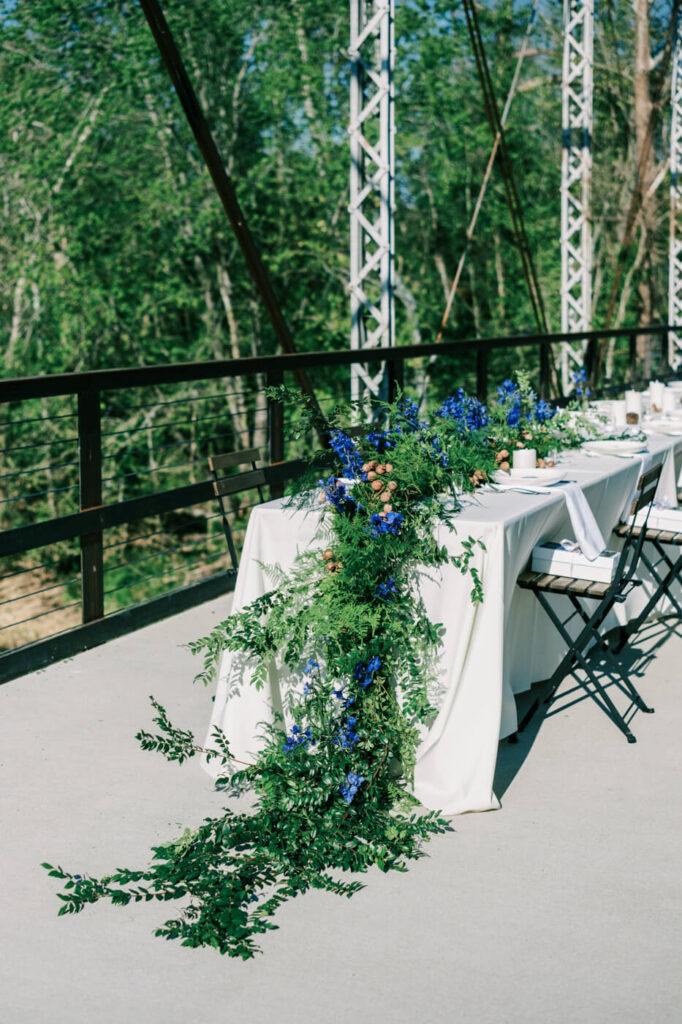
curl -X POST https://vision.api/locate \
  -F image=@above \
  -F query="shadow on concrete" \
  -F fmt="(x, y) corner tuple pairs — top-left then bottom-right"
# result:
(493, 615), (682, 802)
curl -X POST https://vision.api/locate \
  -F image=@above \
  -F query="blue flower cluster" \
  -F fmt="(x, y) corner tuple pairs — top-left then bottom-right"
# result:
(431, 434), (448, 467)
(335, 715), (359, 749)
(369, 511), (404, 537)
(506, 396), (522, 428)
(303, 658), (319, 674)
(333, 686), (355, 708)
(397, 397), (421, 431)
(340, 771), (365, 804)
(497, 379), (518, 401)
(283, 724), (315, 754)
(329, 430), (365, 479)
(437, 389), (488, 432)
(533, 399), (556, 422)
(353, 655), (382, 689)
(318, 476), (362, 517)
(367, 428), (397, 453)
(573, 367), (591, 399)
(375, 576), (397, 600)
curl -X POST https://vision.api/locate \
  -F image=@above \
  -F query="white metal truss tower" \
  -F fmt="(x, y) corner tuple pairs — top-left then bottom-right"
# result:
(349, 0), (395, 407)
(669, 23), (682, 370)
(560, 0), (594, 394)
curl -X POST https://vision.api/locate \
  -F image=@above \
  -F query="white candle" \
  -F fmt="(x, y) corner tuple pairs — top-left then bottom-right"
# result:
(650, 380), (665, 411)
(513, 447), (537, 470)
(611, 400), (627, 426)
(624, 390), (642, 422)
(663, 388), (678, 414)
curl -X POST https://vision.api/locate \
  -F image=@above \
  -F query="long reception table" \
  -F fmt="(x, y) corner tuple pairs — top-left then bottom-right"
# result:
(203, 434), (682, 816)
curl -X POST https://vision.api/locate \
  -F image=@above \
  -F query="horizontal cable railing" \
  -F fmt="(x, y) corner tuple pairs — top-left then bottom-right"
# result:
(0, 324), (677, 683)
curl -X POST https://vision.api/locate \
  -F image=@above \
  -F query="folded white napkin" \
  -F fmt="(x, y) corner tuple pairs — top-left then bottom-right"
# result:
(555, 481), (606, 560)
(622, 452), (654, 520)
(491, 480), (606, 559)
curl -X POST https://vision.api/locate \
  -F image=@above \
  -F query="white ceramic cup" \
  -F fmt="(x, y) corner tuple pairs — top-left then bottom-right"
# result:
(512, 447), (537, 470)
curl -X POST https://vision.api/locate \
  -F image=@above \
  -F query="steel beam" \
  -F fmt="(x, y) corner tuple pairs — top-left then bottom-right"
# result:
(560, 0), (594, 393)
(349, 0), (395, 408)
(670, 21), (682, 369)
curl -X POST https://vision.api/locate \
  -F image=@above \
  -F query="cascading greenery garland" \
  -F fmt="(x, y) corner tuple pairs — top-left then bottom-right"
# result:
(42, 377), (628, 958)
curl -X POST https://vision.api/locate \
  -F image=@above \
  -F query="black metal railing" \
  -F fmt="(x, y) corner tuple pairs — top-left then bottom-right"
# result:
(0, 323), (676, 683)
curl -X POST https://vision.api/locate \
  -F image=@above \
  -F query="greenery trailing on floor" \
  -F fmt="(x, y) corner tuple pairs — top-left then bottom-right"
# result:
(43, 378), (618, 957)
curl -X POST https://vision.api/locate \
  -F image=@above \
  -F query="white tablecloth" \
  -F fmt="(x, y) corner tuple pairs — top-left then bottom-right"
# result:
(203, 435), (682, 815)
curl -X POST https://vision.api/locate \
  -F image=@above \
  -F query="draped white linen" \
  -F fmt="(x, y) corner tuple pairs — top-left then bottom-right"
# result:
(203, 435), (682, 815)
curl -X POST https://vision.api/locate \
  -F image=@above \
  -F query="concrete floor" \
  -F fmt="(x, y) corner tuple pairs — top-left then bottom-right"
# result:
(1, 598), (681, 1024)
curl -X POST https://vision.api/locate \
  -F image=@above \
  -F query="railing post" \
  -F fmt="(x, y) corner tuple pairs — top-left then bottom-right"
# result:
(78, 390), (104, 622)
(539, 340), (551, 399)
(387, 357), (404, 403)
(267, 368), (284, 499)
(476, 343), (488, 404)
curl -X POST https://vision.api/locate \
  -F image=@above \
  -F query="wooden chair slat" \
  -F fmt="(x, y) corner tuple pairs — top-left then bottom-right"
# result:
(546, 575), (574, 592)
(567, 578), (593, 595)
(213, 468), (267, 497)
(208, 448), (262, 472)
(586, 580), (609, 597)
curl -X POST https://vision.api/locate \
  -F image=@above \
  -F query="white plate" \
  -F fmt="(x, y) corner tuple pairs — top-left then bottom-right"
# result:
(582, 439), (647, 455)
(644, 422), (682, 436)
(492, 468), (564, 486)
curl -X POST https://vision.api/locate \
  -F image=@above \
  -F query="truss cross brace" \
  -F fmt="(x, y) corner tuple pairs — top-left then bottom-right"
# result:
(349, 0), (395, 408)
(670, 22), (682, 370)
(560, 0), (594, 394)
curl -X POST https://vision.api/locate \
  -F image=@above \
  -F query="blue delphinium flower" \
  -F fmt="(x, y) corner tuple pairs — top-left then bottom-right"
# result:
(318, 476), (362, 517)
(397, 397), (421, 432)
(283, 724), (315, 754)
(497, 378), (518, 401)
(329, 430), (364, 479)
(304, 658), (319, 674)
(339, 771), (365, 804)
(335, 715), (359, 750)
(366, 428), (397, 453)
(333, 686), (355, 708)
(375, 576), (397, 600)
(431, 435), (449, 467)
(573, 367), (591, 399)
(506, 396), (521, 428)
(534, 399), (556, 422)
(353, 655), (382, 688)
(437, 389), (488, 433)
(369, 511), (404, 537)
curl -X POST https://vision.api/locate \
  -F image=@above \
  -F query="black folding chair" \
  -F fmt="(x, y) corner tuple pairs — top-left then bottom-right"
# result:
(516, 464), (662, 743)
(208, 448), (266, 572)
(611, 519), (682, 641)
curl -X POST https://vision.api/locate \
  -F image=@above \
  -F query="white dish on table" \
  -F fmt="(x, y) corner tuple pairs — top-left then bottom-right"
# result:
(581, 439), (647, 456)
(643, 421), (682, 436)
(492, 468), (564, 486)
